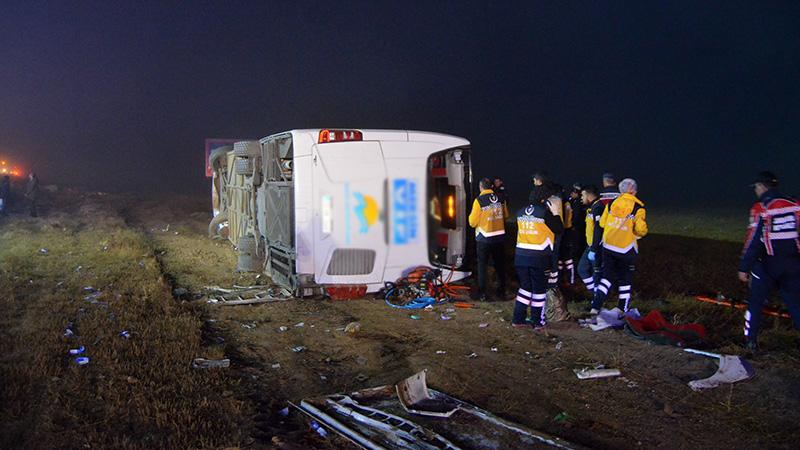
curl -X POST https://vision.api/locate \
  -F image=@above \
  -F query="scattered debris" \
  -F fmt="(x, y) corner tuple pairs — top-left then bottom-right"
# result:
(579, 307), (640, 331)
(440, 314), (452, 321)
(574, 368), (621, 379)
(684, 348), (755, 391)
(555, 341), (563, 351)
(454, 302), (473, 309)
(39, 248), (49, 254)
(310, 420), (328, 438)
(478, 323), (489, 328)
(490, 347), (498, 352)
(292, 346), (306, 353)
(126, 376), (138, 384)
(625, 310), (707, 347)
(409, 315), (421, 320)
(294, 322), (305, 327)
(74, 357), (90, 366)
(75, 265), (82, 272)
(295, 371), (581, 449)
(278, 407), (289, 417)
(119, 330), (131, 339)
(278, 326), (289, 332)
(344, 321), (361, 335)
(436, 350), (447, 355)
(271, 363), (281, 369)
(387, 296), (436, 309)
(69, 346), (85, 355)
(192, 358), (230, 369)
(553, 411), (572, 424)
(206, 287), (289, 306)
(467, 352), (478, 358)
(396, 370), (459, 418)
(354, 373), (369, 382)
(242, 322), (257, 329)
(618, 377), (638, 388)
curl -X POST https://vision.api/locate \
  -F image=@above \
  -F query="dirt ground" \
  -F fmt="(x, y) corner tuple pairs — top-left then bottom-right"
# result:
(2, 188), (800, 449)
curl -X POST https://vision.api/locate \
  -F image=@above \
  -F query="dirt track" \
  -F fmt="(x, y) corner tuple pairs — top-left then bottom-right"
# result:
(2, 188), (800, 449)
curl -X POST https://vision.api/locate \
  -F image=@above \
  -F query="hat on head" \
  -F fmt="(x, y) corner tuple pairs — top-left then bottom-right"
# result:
(602, 172), (615, 181)
(750, 171), (778, 188)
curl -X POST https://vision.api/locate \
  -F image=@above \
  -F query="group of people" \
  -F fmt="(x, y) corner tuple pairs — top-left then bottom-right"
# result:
(470, 170), (800, 349)
(469, 172), (648, 331)
(0, 172), (40, 217)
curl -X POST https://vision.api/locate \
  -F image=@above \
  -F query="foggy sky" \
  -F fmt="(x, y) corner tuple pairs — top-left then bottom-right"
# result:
(1, 1), (798, 208)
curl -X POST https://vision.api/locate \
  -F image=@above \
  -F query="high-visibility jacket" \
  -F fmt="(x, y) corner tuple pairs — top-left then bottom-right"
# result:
(739, 189), (800, 272)
(599, 193), (648, 254)
(468, 189), (508, 243)
(515, 202), (564, 266)
(585, 198), (604, 249)
(599, 185), (619, 206)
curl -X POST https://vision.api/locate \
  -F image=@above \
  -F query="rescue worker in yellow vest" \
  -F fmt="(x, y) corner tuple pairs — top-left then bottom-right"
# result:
(577, 185), (603, 298)
(513, 185), (564, 329)
(590, 178), (648, 314)
(469, 178), (509, 301)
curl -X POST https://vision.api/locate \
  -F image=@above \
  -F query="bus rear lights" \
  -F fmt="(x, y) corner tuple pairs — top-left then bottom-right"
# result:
(319, 129), (363, 143)
(447, 195), (455, 218)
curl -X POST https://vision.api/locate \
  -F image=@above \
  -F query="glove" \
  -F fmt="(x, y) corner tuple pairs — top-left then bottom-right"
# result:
(587, 251), (596, 262)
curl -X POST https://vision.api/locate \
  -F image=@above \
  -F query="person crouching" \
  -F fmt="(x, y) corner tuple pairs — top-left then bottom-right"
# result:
(513, 185), (564, 330)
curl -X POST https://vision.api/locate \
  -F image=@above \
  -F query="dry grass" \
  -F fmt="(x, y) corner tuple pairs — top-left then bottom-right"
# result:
(0, 204), (248, 449)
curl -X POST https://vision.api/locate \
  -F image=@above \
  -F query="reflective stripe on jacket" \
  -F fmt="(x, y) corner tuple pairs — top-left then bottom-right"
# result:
(515, 203), (564, 266)
(739, 189), (800, 272)
(600, 193), (647, 254)
(468, 189), (508, 243)
(585, 199), (604, 248)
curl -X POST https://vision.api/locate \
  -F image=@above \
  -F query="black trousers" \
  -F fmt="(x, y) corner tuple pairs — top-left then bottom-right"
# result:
(476, 241), (506, 296)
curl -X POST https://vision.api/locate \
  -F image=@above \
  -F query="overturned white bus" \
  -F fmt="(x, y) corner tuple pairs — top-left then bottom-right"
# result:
(209, 129), (473, 296)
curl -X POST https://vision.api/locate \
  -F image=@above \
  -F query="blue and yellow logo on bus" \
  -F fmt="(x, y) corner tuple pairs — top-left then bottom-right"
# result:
(354, 193), (379, 234)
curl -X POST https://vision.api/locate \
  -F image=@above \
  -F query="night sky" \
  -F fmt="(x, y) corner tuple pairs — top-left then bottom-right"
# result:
(1, 1), (798, 209)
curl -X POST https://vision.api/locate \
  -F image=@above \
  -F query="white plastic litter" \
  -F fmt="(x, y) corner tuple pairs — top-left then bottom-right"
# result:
(687, 354), (755, 391)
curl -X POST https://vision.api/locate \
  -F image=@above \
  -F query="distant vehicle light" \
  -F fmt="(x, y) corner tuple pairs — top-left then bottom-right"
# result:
(318, 129), (363, 143)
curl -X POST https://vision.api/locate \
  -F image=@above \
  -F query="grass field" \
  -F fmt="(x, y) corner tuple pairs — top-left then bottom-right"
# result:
(1, 189), (798, 449)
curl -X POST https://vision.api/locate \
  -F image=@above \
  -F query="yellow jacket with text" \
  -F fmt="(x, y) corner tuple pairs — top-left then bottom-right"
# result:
(599, 193), (648, 253)
(469, 189), (508, 243)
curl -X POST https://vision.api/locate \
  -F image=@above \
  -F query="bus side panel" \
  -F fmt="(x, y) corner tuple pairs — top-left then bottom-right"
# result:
(381, 141), (442, 282)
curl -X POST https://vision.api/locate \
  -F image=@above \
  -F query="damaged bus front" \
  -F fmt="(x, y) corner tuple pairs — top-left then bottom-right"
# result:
(209, 129), (473, 296)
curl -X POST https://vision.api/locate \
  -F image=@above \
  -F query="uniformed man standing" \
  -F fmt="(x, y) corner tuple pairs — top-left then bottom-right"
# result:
(577, 185), (603, 299)
(469, 178), (509, 301)
(738, 171), (800, 351)
(512, 185), (564, 330)
(599, 172), (619, 206)
(590, 178), (648, 314)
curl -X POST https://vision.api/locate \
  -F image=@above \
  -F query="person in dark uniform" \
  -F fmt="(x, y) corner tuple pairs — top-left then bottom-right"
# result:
(738, 171), (800, 351)
(468, 178), (509, 301)
(569, 183), (587, 263)
(492, 176), (509, 207)
(512, 185), (564, 330)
